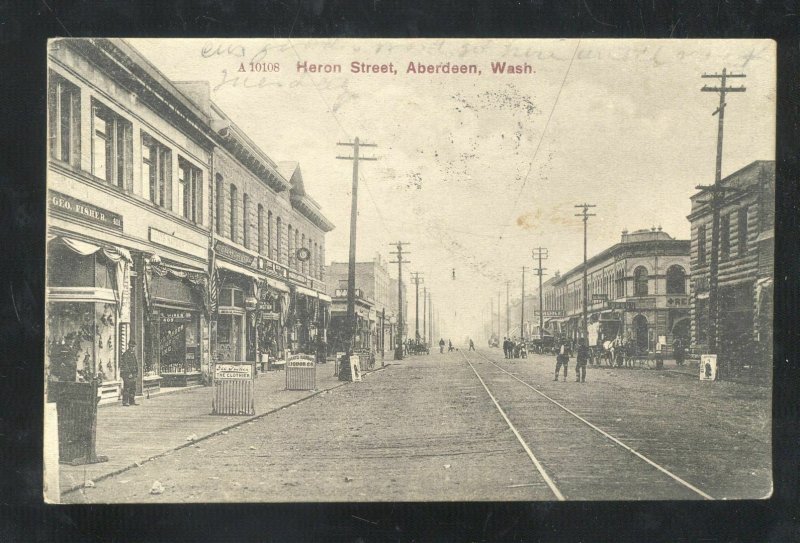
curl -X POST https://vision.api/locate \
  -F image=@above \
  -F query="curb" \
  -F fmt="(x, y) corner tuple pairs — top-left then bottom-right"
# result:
(61, 364), (392, 497)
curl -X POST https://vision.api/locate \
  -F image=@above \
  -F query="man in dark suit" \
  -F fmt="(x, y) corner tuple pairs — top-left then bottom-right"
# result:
(120, 340), (139, 406)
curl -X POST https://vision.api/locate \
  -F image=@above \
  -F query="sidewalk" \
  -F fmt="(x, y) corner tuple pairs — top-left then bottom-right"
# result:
(58, 363), (372, 497)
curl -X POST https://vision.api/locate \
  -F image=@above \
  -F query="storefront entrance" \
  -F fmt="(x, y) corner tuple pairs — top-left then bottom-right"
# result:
(632, 314), (649, 352)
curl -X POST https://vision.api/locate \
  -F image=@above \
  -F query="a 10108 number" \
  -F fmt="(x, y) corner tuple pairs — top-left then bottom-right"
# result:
(249, 62), (280, 72)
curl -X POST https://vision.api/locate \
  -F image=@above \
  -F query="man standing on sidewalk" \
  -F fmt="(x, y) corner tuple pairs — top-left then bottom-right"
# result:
(120, 340), (139, 406)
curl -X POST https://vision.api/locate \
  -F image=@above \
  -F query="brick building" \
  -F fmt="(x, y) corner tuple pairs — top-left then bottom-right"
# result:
(542, 228), (691, 352)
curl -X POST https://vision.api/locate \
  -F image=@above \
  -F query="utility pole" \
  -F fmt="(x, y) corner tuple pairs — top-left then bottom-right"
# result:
(520, 267), (527, 340)
(698, 68), (746, 367)
(532, 247), (548, 338)
(422, 286), (427, 345)
(490, 297), (494, 339)
(336, 138), (377, 380)
(389, 241), (410, 360)
(505, 281), (511, 337)
(498, 290), (502, 338)
(575, 204), (596, 344)
(411, 272), (424, 342)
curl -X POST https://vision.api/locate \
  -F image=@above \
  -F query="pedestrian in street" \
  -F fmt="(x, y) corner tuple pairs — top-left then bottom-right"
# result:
(448, 339), (454, 352)
(120, 339), (139, 406)
(554, 341), (569, 381)
(439, 338), (445, 354)
(575, 339), (589, 382)
(673, 337), (686, 367)
(502, 337), (509, 358)
(469, 338), (475, 351)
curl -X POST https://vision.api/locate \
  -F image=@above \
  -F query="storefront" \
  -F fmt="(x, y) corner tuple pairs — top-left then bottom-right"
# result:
(45, 236), (132, 404)
(142, 257), (209, 388)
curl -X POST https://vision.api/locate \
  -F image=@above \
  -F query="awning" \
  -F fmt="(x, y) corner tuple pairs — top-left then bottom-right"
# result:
(317, 293), (332, 303)
(264, 276), (290, 293)
(217, 259), (260, 280)
(293, 285), (318, 297)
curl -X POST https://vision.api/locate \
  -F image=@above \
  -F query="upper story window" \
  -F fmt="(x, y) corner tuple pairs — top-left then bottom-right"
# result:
(178, 157), (203, 224)
(91, 99), (132, 189)
(215, 175), (224, 234)
(242, 193), (251, 248)
(48, 71), (81, 167)
(738, 207), (748, 257)
(666, 265), (686, 295)
(275, 217), (282, 262)
(229, 184), (238, 243)
(697, 225), (707, 266)
(257, 205), (265, 255)
(288, 225), (294, 267)
(267, 211), (273, 259)
(633, 266), (648, 296)
(720, 213), (731, 260)
(142, 133), (171, 208)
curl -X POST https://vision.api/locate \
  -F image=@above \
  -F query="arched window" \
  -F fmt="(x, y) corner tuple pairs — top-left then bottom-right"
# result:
(257, 204), (264, 255)
(666, 265), (686, 294)
(242, 193), (250, 248)
(215, 174), (224, 234)
(229, 184), (238, 243)
(634, 266), (648, 296)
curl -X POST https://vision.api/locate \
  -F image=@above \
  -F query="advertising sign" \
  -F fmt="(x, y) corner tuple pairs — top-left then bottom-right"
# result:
(700, 354), (718, 381)
(350, 355), (362, 382)
(215, 363), (253, 380)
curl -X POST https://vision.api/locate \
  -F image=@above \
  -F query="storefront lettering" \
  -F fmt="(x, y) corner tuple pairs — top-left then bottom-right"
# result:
(215, 240), (256, 266)
(49, 190), (123, 230)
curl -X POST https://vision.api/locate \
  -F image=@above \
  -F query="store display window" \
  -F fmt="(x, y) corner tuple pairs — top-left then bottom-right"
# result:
(46, 301), (117, 384)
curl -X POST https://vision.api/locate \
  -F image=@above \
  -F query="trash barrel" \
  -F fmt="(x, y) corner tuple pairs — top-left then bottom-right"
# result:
(53, 380), (108, 465)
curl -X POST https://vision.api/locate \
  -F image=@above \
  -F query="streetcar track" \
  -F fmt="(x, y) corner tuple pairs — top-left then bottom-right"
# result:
(460, 350), (565, 501)
(467, 349), (714, 500)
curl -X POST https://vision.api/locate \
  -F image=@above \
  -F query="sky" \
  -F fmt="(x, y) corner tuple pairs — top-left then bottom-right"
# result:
(128, 38), (775, 342)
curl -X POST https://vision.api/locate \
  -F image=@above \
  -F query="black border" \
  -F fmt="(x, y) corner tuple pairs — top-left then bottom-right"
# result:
(1, 1), (798, 541)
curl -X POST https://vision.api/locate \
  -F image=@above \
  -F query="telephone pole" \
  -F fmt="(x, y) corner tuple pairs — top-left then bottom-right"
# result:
(336, 138), (377, 379)
(389, 241), (410, 360)
(505, 281), (510, 337)
(698, 68), (746, 363)
(520, 267), (527, 340)
(428, 292), (433, 344)
(575, 204), (596, 344)
(422, 286), (427, 345)
(532, 247), (548, 338)
(411, 272), (424, 342)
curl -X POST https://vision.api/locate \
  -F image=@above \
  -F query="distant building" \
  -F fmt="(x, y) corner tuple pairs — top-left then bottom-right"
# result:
(542, 228), (691, 352)
(688, 160), (774, 378)
(326, 255), (397, 354)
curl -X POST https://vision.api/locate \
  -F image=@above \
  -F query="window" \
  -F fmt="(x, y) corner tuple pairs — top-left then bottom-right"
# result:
(48, 72), (81, 167)
(720, 213), (730, 260)
(738, 207), (748, 257)
(286, 224), (294, 268)
(301, 233), (306, 274)
(267, 211), (273, 259)
(242, 193), (250, 248)
(91, 99), (132, 189)
(257, 205), (265, 255)
(294, 230), (300, 270)
(178, 158), (203, 223)
(634, 266), (648, 296)
(142, 133), (171, 208)
(697, 225), (707, 266)
(215, 175), (224, 234)
(666, 265), (686, 295)
(229, 185), (238, 243)
(219, 287), (244, 308)
(276, 217), (282, 262)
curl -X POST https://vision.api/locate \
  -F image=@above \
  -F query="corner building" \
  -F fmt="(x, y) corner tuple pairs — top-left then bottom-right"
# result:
(542, 228), (691, 353)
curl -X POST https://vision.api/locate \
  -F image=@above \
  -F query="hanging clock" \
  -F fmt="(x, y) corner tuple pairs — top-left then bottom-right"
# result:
(296, 247), (311, 262)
